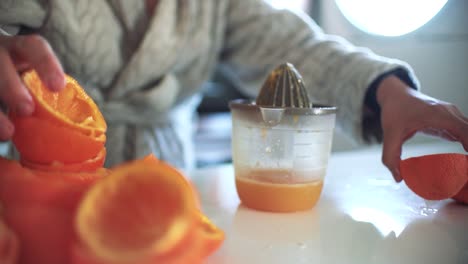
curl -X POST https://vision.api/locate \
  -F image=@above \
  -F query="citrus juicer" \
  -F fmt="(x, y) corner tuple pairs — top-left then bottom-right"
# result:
(229, 63), (337, 212)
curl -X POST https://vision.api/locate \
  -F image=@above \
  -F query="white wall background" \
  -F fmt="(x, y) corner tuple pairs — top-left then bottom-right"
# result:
(320, 0), (468, 151)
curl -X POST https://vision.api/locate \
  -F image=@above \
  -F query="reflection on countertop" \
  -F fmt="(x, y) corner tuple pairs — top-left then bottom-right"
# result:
(192, 142), (468, 264)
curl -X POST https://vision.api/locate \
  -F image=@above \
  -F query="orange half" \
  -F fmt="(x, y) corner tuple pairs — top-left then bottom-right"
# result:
(21, 148), (106, 173)
(196, 213), (225, 256)
(12, 70), (107, 164)
(157, 211), (225, 264)
(75, 159), (198, 263)
(20, 70), (106, 137)
(12, 116), (105, 164)
(400, 153), (468, 200)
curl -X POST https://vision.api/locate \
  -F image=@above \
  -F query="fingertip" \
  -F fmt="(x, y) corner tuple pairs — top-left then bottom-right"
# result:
(461, 136), (468, 152)
(0, 121), (14, 141)
(15, 101), (34, 116)
(45, 71), (66, 92)
(382, 153), (401, 178)
(391, 167), (403, 183)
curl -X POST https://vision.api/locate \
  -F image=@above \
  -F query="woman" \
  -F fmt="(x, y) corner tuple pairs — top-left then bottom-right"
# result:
(0, 0), (466, 182)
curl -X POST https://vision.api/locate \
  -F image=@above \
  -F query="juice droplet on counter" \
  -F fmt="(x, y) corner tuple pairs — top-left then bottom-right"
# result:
(420, 199), (439, 216)
(420, 207), (438, 216)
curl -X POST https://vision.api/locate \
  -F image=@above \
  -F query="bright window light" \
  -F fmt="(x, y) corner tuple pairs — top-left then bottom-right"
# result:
(349, 207), (405, 236)
(267, 0), (308, 12)
(335, 0), (448, 37)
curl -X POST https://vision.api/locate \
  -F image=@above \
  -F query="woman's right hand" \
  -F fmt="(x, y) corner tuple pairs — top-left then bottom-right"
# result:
(0, 34), (65, 140)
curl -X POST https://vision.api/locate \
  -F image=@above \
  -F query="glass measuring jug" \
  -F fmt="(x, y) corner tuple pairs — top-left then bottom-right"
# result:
(230, 100), (337, 212)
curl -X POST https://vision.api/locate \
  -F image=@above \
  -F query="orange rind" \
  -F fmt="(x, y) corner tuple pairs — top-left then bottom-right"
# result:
(75, 159), (198, 263)
(1, 70), (224, 264)
(20, 70), (106, 137)
(11, 70), (106, 164)
(21, 148), (106, 173)
(400, 153), (468, 200)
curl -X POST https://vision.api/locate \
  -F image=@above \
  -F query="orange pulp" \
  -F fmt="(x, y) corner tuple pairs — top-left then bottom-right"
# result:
(235, 169), (324, 212)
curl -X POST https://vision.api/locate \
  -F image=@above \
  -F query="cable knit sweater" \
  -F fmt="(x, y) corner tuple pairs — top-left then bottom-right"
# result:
(0, 0), (418, 169)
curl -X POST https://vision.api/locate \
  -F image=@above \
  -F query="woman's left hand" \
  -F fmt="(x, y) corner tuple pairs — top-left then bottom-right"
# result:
(376, 76), (468, 182)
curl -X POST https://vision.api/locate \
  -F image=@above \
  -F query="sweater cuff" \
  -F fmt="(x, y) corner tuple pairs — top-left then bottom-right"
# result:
(362, 67), (418, 143)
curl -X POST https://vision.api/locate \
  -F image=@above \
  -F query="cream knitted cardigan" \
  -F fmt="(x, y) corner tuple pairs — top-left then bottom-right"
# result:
(0, 0), (418, 169)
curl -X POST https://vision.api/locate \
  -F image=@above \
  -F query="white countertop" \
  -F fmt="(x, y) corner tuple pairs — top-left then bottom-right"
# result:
(190, 141), (468, 264)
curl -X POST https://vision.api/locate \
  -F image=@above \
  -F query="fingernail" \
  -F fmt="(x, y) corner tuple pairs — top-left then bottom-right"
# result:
(392, 168), (402, 183)
(16, 102), (34, 116)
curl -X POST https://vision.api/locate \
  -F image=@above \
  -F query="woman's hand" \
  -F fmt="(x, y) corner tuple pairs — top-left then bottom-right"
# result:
(377, 76), (468, 182)
(0, 34), (65, 140)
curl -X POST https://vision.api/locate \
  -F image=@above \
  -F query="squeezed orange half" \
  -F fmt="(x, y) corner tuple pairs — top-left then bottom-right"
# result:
(235, 169), (324, 212)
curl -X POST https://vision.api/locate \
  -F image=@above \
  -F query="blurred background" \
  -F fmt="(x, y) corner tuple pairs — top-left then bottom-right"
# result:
(195, 0), (468, 167)
(1, 1), (466, 167)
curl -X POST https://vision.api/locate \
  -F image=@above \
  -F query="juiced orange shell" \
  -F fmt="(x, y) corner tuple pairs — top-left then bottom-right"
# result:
(400, 153), (468, 200)
(11, 70), (107, 165)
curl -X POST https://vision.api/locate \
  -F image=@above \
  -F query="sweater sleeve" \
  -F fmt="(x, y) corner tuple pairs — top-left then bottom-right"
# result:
(220, 0), (419, 145)
(0, 0), (47, 34)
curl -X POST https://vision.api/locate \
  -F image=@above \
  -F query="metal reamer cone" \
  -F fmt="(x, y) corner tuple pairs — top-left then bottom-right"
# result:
(256, 62), (312, 108)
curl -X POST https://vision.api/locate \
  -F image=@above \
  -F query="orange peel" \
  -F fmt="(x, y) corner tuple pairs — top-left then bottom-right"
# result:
(11, 70), (106, 164)
(400, 153), (468, 200)
(21, 148), (106, 173)
(20, 70), (106, 137)
(75, 159), (198, 263)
